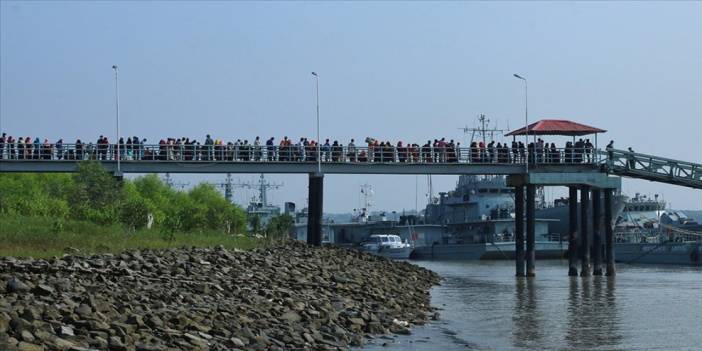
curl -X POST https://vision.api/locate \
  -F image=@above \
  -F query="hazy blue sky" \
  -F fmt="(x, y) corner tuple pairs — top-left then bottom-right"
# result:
(1, 1), (701, 212)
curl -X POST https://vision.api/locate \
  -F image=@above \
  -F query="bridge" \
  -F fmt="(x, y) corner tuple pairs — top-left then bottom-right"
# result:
(1, 143), (700, 278)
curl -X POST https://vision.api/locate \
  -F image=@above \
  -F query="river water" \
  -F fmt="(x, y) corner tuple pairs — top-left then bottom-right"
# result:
(365, 260), (702, 351)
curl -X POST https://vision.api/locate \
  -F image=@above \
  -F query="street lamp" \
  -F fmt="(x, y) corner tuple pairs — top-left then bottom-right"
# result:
(513, 73), (528, 173)
(112, 65), (121, 175)
(311, 72), (321, 174)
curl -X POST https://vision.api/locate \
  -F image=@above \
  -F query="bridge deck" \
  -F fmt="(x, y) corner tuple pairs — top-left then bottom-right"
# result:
(0, 159), (599, 175)
(1, 145), (700, 189)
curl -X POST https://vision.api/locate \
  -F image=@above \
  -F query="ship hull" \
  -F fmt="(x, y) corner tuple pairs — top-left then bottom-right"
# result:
(411, 241), (567, 260)
(615, 242), (702, 266)
(361, 247), (413, 260)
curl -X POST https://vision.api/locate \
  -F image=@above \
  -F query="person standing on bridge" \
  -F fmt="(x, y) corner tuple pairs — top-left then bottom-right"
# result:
(627, 147), (636, 169)
(33, 137), (41, 160)
(606, 140), (614, 165)
(266, 137), (275, 161)
(0, 133), (5, 160)
(347, 139), (356, 162)
(204, 134), (214, 161)
(585, 139), (594, 163)
(254, 136), (261, 161)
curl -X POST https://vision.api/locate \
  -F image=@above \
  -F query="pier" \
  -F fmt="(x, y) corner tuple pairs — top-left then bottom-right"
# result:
(1, 135), (701, 277)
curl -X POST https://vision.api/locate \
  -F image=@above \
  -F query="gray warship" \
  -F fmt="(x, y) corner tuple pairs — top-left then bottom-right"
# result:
(613, 194), (702, 266)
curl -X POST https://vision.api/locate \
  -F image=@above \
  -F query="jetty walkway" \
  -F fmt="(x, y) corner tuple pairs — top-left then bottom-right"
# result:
(1, 143), (700, 279)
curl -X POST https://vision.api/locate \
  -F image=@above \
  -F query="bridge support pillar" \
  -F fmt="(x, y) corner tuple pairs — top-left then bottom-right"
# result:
(526, 184), (536, 277)
(605, 188), (616, 276)
(307, 173), (324, 246)
(568, 186), (579, 276)
(580, 186), (591, 277)
(515, 185), (525, 277)
(592, 188), (603, 275)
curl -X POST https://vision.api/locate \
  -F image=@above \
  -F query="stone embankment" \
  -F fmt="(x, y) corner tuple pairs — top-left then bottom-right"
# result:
(1, 242), (440, 350)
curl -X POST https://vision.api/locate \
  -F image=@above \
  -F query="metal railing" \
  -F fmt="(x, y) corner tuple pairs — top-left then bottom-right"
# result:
(600, 148), (702, 188)
(0, 143), (602, 166)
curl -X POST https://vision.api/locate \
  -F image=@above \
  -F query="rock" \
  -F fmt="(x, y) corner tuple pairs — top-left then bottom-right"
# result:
(74, 304), (92, 317)
(0, 243), (440, 351)
(7, 278), (31, 293)
(0, 312), (10, 333)
(50, 337), (75, 350)
(20, 330), (35, 343)
(59, 325), (75, 337)
(108, 336), (127, 351)
(32, 284), (55, 296)
(17, 342), (44, 351)
(126, 314), (144, 327)
(280, 311), (301, 323)
(229, 337), (245, 348)
(302, 333), (315, 344)
(349, 317), (365, 326)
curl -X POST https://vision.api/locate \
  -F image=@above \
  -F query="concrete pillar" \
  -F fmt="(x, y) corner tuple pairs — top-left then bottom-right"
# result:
(526, 184), (536, 277)
(605, 188), (616, 276)
(306, 173), (324, 246)
(580, 186), (591, 277)
(515, 185), (525, 277)
(568, 186), (579, 276)
(592, 189), (603, 275)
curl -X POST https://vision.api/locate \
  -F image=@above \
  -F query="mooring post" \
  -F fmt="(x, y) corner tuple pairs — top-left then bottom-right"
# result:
(526, 184), (536, 277)
(592, 188), (603, 275)
(604, 188), (616, 276)
(580, 186), (591, 277)
(306, 173), (324, 246)
(515, 185), (525, 277)
(568, 186), (579, 276)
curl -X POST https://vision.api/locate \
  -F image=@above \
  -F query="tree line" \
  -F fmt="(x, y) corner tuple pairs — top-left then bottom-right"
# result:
(0, 162), (250, 234)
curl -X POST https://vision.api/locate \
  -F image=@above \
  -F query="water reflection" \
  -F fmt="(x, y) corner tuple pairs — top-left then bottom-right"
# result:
(511, 278), (543, 349)
(566, 277), (622, 349)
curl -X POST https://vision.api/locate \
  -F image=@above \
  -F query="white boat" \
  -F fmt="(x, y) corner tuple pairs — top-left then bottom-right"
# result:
(360, 234), (413, 259)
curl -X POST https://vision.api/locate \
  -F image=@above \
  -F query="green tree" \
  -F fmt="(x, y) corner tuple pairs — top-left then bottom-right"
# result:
(69, 161), (121, 223)
(266, 214), (294, 241)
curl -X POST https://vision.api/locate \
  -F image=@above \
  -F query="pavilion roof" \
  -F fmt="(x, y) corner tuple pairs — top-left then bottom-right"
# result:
(505, 119), (606, 136)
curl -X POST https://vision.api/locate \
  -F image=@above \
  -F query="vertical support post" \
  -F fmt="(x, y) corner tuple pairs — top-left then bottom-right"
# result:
(605, 188), (616, 276)
(580, 186), (591, 277)
(515, 185), (525, 277)
(568, 186), (579, 276)
(526, 184), (536, 277)
(307, 173), (324, 246)
(592, 188), (603, 275)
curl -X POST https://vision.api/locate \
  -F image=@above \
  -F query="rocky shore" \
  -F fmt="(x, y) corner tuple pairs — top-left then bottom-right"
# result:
(1, 241), (440, 350)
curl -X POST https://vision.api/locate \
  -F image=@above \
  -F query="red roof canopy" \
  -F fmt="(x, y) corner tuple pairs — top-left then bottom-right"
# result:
(505, 119), (606, 136)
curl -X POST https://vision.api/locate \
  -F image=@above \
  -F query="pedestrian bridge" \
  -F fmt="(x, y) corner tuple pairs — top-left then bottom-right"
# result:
(1, 143), (700, 278)
(0, 144), (699, 189)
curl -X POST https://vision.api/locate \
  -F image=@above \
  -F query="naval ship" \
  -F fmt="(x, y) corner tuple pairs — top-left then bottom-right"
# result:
(313, 175), (598, 260)
(613, 194), (702, 266)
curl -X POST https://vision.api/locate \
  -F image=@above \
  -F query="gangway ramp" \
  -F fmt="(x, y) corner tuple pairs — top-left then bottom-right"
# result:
(602, 149), (702, 189)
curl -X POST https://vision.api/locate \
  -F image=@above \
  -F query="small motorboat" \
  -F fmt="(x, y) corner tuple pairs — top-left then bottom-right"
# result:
(360, 234), (413, 259)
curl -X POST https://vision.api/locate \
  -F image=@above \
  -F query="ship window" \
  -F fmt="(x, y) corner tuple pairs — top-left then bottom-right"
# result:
(501, 189), (512, 194)
(489, 189), (499, 193)
(479, 189), (488, 193)
(381, 237), (389, 242)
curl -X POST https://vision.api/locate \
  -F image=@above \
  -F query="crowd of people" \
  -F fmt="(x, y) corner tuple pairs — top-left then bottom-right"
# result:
(0, 132), (601, 165)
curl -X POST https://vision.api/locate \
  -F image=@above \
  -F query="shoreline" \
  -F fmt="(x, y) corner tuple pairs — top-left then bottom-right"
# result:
(1, 241), (440, 350)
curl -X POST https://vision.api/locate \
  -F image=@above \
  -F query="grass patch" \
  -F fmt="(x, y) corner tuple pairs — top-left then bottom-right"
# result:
(0, 215), (261, 259)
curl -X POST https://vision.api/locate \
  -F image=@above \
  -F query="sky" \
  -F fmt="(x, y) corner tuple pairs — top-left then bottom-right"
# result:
(1, 1), (701, 212)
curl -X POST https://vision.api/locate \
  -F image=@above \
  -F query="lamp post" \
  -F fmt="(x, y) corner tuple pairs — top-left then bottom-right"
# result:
(513, 73), (528, 173)
(112, 65), (121, 175)
(311, 72), (321, 174)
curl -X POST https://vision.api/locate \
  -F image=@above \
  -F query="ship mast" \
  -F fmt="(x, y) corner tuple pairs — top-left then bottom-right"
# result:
(458, 114), (506, 145)
(232, 174), (283, 207)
